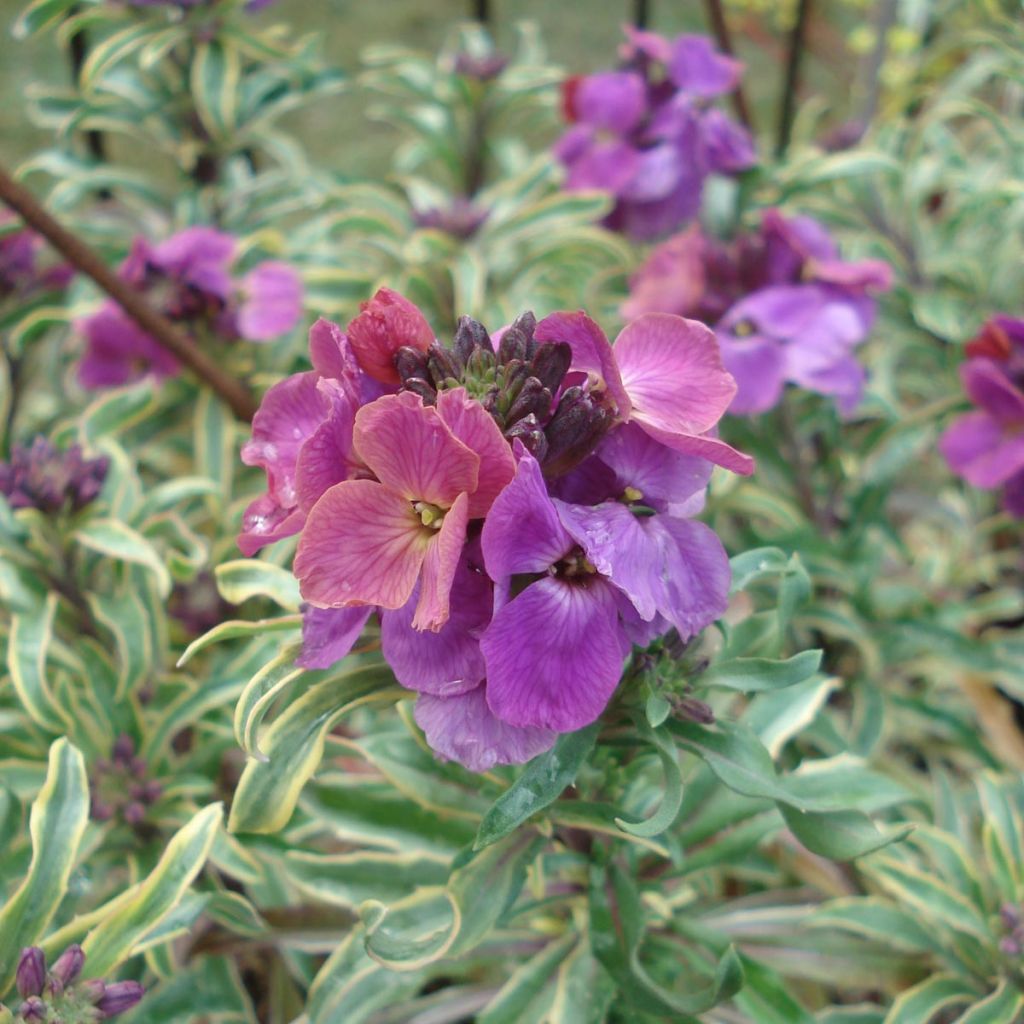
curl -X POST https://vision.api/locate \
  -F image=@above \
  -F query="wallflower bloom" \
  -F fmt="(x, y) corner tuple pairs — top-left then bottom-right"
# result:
(555, 27), (755, 240)
(241, 290), (749, 770)
(77, 226), (302, 387)
(940, 315), (1024, 516)
(0, 437), (108, 514)
(622, 210), (892, 415)
(0, 211), (73, 300)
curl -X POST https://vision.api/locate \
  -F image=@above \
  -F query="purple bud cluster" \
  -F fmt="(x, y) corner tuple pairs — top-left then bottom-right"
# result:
(0, 438), (108, 515)
(412, 198), (489, 240)
(90, 735), (162, 827)
(10, 945), (143, 1022)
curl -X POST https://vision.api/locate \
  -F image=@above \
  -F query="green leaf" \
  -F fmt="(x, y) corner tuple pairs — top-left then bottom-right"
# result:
(7, 592), (66, 732)
(0, 739), (89, 997)
(12, 0), (80, 38)
(953, 980), (1024, 1024)
(79, 23), (157, 90)
(700, 650), (823, 692)
(474, 723), (599, 850)
(191, 39), (242, 142)
(194, 387), (235, 508)
(232, 643), (305, 757)
(229, 665), (400, 833)
(476, 934), (577, 1024)
(80, 382), (159, 440)
(177, 615), (301, 665)
(780, 805), (912, 861)
(883, 974), (977, 1024)
(88, 586), (155, 701)
(362, 830), (543, 970)
(74, 518), (171, 598)
(82, 803), (222, 976)
(589, 863), (743, 1017)
(615, 723), (684, 839)
(215, 559), (301, 610)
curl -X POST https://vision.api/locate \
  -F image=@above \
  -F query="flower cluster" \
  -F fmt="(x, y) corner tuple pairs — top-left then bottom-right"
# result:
(0, 212), (73, 301)
(90, 734), (163, 826)
(623, 210), (893, 415)
(9, 945), (143, 1022)
(0, 438), (108, 515)
(240, 287), (751, 771)
(555, 27), (756, 241)
(939, 315), (1024, 516)
(77, 226), (303, 389)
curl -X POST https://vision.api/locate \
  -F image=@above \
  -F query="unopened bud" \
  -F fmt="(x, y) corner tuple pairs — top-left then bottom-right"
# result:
(674, 696), (715, 725)
(403, 377), (438, 405)
(530, 341), (572, 393)
(111, 735), (134, 763)
(497, 312), (536, 365)
(123, 802), (146, 825)
(78, 979), (107, 1004)
(543, 387), (611, 477)
(394, 345), (430, 383)
(16, 949), (45, 999)
(426, 344), (461, 388)
(505, 377), (552, 427)
(505, 415), (548, 462)
(50, 944), (85, 987)
(96, 981), (146, 1018)
(17, 996), (46, 1022)
(453, 316), (492, 364)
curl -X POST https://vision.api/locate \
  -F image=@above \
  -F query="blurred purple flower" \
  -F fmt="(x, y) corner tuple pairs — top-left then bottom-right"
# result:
(555, 28), (755, 240)
(0, 437), (108, 514)
(0, 211), (73, 300)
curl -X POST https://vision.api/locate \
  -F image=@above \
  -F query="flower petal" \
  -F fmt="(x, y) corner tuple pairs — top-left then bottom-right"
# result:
(481, 449), (573, 580)
(293, 381), (361, 513)
(414, 686), (555, 772)
(573, 71), (646, 134)
(237, 261), (303, 341)
(962, 360), (1024, 426)
(236, 493), (305, 556)
(297, 605), (373, 669)
(346, 287), (434, 385)
(294, 479), (428, 609)
(668, 34), (742, 96)
(436, 388), (515, 517)
(482, 576), (628, 732)
(354, 392), (479, 506)
(940, 411), (1024, 489)
(151, 226), (236, 298)
(413, 491), (470, 631)
(718, 333), (787, 415)
(535, 311), (632, 418)
(615, 313), (736, 436)
(634, 421), (755, 475)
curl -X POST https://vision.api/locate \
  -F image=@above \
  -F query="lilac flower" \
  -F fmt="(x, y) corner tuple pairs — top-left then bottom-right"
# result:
(622, 210), (892, 415)
(940, 315), (1024, 517)
(0, 211), (73, 300)
(555, 28), (755, 240)
(0, 438), (109, 514)
(77, 226), (302, 388)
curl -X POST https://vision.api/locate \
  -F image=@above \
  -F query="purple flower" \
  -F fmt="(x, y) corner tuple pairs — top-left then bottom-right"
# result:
(556, 29), (755, 240)
(77, 226), (302, 388)
(0, 438), (109, 514)
(940, 316), (1024, 517)
(413, 198), (489, 240)
(0, 212), (73, 300)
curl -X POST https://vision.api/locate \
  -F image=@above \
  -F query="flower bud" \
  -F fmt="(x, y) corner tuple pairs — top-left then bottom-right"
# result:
(426, 344), (462, 389)
(506, 416), (548, 462)
(674, 696), (715, 725)
(111, 735), (134, 764)
(505, 377), (552, 427)
(497, 311), (537, 365)
(543, 387), (611, 477)
(15, 949), (45, 998)
(453, 315), (493, 364)
(16, 996), (46, 1022)
(403, 378), (438, 405)
(530, 341), (572, 393)
(78, 979), (107, 1004)
(96, 981), (146, 1018)
(50, 944), (85, 987)
(394, 345), (430, 383)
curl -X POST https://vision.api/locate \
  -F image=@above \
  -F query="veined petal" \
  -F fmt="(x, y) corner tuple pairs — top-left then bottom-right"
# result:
(436, 388), (515, 517)
(347, 287), (434, 385)
(535, 311), (632, 417)
(294, 381), (360, 513)
(482, 449), (573, 580)
(482, 576), (627, 732)
(413, 491), (470, 631)
(236, 493), (304, 556)
(414, 687), (556, 772)
(297, 606), (374, 669)
(294, 480), (429, 609)
(354, 392), (479, 506)
(615, 313), (736, 436)
(635, 420), (755, 475)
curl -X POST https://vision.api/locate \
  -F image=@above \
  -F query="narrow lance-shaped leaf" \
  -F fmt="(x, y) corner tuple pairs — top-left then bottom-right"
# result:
(0, 738), (90, 996)
(615, 721), (684, 839)
(74, 518), (172, 598)
(7, 591), (66, 732)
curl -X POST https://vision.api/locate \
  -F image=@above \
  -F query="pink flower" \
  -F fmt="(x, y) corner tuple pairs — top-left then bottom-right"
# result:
(347, 287), (435, 385)
(293, 388), (514, 631)
(534, 310), (753, 474)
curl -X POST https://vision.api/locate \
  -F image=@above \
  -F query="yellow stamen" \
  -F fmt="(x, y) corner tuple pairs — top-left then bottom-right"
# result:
(622, 486), (644, 503)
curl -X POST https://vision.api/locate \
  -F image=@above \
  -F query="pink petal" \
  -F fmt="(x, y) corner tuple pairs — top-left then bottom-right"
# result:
(436, 388), (515, 517)
(354, 392), (479, 506)
(294, 480), (429, 610)
(636, 421), (755, 475)
(535, 311), (632, 418)
(237, 261), (303, 341)
(293, 381), (361, 513)
(346, 287), (434, 385)
(615, 313), (736, 436)
(236, 493), (305, 556)
(297, 606), (374, 669)
(413, 491), (469, 631)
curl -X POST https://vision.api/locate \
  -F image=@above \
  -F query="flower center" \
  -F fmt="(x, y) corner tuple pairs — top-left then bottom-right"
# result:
(554, 547), (597, 579)
(413, 500), (446, 529)
(731, 318), (757, 338)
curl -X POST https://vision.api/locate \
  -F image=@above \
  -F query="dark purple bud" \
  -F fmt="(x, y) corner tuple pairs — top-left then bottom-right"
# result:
(16, 948), (45, 998)
(414, 199), (489, 240)
(505, 377), (552, 426)
(1001, 903), (1021, 930)
(505, 415), (548, 462)
(128, 783), (146, 800)
(50, 944), (85, 987)
(530, 341), (572, 393)
(142, 780), (163, 803)
(675, 696), (716, 725)
(394, 345), (430, 383)
(403, 378), (438, 405)
(499, 360), (529, 407)
(453, 50), (508, 82)
(426, 344), (462, 388)
(129, 757), (146, 776)
(542, 387), (611, 477)
(465, 345), (496, 381)
(497, 312), (536, 365)
(111, 735), (134, 764)
(17, 996), (46, 1022)
(91, 800), (114, 822)
(452, 315), (493, 364)
(123, 802), (146, 825)
(96, 981), (145, 1018)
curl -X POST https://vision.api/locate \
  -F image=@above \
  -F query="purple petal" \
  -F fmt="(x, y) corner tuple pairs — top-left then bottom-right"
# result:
(619, 142), (686, 203)
(77, 305), (180, 388)
(1003, 469), (1024, 518)
(237, 261), (304, 341)
(700, 109), (757, 172)
(962, 360), (1024, 425)
(561, 136), (642, 195)
(293, 381), (359, 513)
(237, 493), (305, 556)
(151, 226), (236, 298)
(717, 333), (787, 416)
(482, 576), (628, 732)
(297, 605), (373, 669)
(573, 71), (646, 135)
(381, 544), (490, 696)
(940, 411), (1024, 488)
(667, 34), (742, 96)
(414, 686), (555, 772)
(481, 449), (572, 581)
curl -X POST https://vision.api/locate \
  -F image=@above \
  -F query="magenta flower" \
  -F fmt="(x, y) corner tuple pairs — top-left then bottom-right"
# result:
(556, 28), (755, 240)
(77, 226), (303, 388)
(0, 211), (73, 300)
(294, 388), (514, 630)
(346, 286), (435, 386)
(940, 315), (1024, 517)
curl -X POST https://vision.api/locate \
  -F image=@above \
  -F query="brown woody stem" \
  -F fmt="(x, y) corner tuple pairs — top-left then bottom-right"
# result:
(0, 163), (257, 421)
(703, 0), (755, 133)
